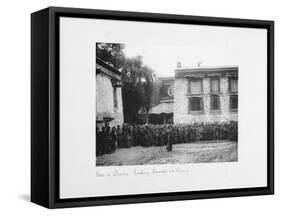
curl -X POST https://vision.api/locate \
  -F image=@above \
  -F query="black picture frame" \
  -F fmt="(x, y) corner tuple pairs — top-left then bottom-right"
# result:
(31, 6), (274, 208)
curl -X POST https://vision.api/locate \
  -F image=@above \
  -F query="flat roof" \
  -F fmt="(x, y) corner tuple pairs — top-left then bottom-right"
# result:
(158, 77), (174, 81)
(96, 57), (123, 76)
(175, 66), (238, 78)
(154, 77), (174, 84)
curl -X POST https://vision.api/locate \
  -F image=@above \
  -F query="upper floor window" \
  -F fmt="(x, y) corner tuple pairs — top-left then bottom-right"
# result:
(210, 77), (220, 92)
(189, 78), (203, 94)
(229, 77), (238, 92)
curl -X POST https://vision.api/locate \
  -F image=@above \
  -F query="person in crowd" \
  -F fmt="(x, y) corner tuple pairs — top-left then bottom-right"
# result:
(137, 126), (145, 146)
(179, 126), (184, 143)
(132, 125), (137, 146)
(110, 126), (117, 151)
(143, 124), (151, 147)
(104, 126), (112, 153)
(96, 127), (102, 156)
(96, 121), (238, 156)
(166, 126), (173, 151)
(122, 125), (129, 148)
(127, 126), (132, 147)
(184, 126), (189, 143)
(116, 125), (123, 148)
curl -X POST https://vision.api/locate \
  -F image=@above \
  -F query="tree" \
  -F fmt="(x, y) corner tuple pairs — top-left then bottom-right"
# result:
(96, 43), (125, 69)
(96, 43), (155, 123)
(121, 56), (155, 123)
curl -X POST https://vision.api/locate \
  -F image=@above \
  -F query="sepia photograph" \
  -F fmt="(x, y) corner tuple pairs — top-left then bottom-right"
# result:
(96, 41), (238, 166)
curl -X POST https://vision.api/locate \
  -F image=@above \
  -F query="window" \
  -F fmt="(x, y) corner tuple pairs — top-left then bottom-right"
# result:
(230, 95), (238, 111)
(229, 77), (238, 92)
(113, 87), (118, 111)
(189, 78), (202, 94)
(189, 97), (203, 112)
(210, 77), (220, 92)
(210, 95), (220, 111)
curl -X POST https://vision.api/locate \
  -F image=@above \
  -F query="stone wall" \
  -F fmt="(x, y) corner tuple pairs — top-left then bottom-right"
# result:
(174, 76), (238, 124)
(96, 74), (124, 127)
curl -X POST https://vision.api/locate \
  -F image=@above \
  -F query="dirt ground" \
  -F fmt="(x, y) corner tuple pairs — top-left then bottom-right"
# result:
(96, 141), (238, 166)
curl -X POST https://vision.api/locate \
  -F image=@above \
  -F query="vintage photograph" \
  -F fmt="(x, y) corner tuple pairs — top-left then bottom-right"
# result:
(31, 6), (273, 206)
(96, 42), (238, 166)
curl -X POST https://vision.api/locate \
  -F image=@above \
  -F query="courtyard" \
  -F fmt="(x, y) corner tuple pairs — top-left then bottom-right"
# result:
(96, 141), (238, 166)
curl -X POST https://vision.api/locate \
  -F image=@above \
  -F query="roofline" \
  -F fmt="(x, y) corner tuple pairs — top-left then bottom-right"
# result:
(175, 66), (238, 78)
(96, 57), (123, 76)
(175, 65), (238, 72)
(155, 77), (175, 84)
(158, 77), (174, 80)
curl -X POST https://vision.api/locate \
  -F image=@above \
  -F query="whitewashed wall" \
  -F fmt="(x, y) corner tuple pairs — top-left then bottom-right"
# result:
(174, 77), (238, 123)
(96, 74), (124, 127)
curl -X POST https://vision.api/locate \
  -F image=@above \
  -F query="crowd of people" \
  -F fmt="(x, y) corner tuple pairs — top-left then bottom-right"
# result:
(96, 121), (238, 156)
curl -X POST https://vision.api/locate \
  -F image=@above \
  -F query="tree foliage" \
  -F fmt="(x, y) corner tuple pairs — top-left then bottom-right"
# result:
(96, 43), (125, 69)
(96, 43), (155, 123)
(121, 56), (155, 123)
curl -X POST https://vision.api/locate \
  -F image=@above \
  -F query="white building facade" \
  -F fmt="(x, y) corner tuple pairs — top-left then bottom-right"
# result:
(96, 58), (124, 127)
(174, 66), (238, 124)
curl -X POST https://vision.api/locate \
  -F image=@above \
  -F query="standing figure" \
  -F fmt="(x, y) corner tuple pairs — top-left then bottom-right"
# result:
(100, 126), (107, 155)
(116, 125), (123, 148)
(196, 125), (200, 142)
(184, 126), (189, 143)
(105, 126), (112, 153)
(132, 125), (137, 146)
(127, 126), (132, 147)
(138, 127), (145, 146)
(159, 128), (165, 146)
(144, 125), (152, 147)
(179, 127), (184, 143)
(166, 126), (173, 151)
(122, 126), (128, 148)
(110, 126), (117, 152)
(96, 127), (102, 156)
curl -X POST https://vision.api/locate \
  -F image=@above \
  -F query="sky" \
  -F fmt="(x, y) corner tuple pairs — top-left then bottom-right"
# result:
(118, 23), (240, 78)
(85, 17), (264, 78)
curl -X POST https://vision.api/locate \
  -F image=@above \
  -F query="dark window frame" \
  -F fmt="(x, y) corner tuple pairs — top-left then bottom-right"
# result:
(229, 94), (238, 112)
(228, 76), (238, 93)
(188, 96), (204, 114)
(187, 77), (203, 95)
(210, 77), (220, 93)
(210, 94), (221, 112)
